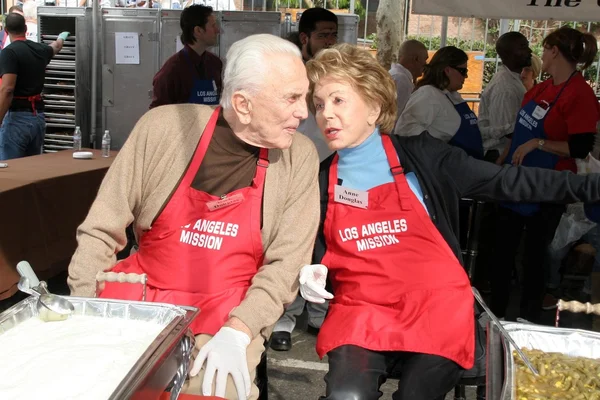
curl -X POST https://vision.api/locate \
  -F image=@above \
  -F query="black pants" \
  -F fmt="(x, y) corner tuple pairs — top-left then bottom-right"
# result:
(320, 345), (463, 400)
(490, 204), (564, 321)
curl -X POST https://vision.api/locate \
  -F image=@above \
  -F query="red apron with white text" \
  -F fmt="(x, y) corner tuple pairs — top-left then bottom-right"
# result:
(100, 107), (267, 335)
(316, 134), (474, 369)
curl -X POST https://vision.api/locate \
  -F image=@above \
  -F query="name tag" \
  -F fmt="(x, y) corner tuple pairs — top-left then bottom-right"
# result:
(206, 193), (245, 211)
(334, 185), (368, 209)
(532, 105), (548, 120)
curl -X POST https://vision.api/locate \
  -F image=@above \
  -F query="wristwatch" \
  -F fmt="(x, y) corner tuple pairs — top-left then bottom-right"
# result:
(538, 139), (545, 150)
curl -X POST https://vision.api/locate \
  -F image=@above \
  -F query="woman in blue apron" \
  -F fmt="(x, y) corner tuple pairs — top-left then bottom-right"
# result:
(394, 47), (485, 253)
(491, 26), (600, 322)
(395, 46), (484, 160)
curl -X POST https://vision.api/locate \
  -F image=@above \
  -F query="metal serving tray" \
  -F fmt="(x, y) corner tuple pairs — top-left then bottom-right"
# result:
(488, 322), (600, 400)
(0, 296), (199, 400)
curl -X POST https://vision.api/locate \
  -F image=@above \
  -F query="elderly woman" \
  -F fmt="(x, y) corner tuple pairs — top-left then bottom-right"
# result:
(68, 34), (319, 400)
(394, 46), (483, 159)
(297, 43), (600, 400)
(492, 27), (600, 320)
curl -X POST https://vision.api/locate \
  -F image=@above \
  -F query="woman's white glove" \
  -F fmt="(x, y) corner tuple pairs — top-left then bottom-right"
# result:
(299, 264), (334, 303)
(189, 327), (251, 400)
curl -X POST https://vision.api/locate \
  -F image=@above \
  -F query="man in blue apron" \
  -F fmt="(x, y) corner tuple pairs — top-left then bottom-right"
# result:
(150, 4), (222, 108)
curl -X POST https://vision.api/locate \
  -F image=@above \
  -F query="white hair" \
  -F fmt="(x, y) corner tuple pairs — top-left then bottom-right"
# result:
(23, 1), (37, 20)
(220, 33), (302, 110)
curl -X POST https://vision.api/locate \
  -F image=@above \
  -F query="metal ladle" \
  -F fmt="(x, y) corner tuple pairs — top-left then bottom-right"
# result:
(16, 261), (75, 322)
(472, 287), (539, 376)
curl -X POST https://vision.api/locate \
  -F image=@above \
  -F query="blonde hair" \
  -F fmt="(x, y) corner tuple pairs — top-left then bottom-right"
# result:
(530, 54), (542, 78)
(305, 43), (397, 134)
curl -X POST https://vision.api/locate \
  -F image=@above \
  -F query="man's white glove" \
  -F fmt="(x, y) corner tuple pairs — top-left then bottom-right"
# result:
(189, 327), (251, 400)
(299, 264), (334, 304)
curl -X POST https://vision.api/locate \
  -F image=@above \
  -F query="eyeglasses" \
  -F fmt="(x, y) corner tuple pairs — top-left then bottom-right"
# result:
(451, 66), (468, 77)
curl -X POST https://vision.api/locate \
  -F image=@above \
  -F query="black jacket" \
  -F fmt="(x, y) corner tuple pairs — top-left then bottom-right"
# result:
(313, 132), (600, 266)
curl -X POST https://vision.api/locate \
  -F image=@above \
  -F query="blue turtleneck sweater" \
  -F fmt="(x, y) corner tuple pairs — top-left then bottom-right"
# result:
(337, 128), (428, 212)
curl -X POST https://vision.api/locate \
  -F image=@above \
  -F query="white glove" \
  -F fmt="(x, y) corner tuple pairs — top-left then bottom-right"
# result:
(299, 264), (334, 304)
(189, 327), (251, 400)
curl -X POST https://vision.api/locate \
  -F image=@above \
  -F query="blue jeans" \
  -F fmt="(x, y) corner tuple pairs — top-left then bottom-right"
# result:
(0, 111), (45, 160)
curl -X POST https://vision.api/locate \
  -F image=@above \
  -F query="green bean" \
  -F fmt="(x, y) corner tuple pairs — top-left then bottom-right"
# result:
(515, 348), (600, 400)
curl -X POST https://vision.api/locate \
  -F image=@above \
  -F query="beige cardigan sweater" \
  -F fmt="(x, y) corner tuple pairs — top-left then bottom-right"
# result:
(67, 104), (320, 339)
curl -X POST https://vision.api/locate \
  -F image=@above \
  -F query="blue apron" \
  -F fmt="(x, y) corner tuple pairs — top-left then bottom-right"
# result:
(447, 96), (484, 159)
(501, 72), (575, 216)
(183, 47), (219, 105)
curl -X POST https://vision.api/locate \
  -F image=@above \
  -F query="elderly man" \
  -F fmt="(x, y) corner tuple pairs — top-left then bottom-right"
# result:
(389, 39), (428, 118)
(68, 34), (319, 400)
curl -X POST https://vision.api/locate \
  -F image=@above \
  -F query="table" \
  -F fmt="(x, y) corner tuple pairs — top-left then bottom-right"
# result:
(0, 149), (116, 300)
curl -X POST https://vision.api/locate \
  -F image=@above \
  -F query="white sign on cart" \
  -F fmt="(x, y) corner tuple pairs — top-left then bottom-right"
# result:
(412, 0), (600, 22)
(115, 32), (141, 65)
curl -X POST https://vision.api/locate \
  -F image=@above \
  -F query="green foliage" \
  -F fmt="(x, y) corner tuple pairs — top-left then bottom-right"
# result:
(368, 32), (596, 88)
(279, 0), (365, 20)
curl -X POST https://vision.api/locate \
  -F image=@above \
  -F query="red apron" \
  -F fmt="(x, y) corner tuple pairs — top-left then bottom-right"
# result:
(100, 107), (267, 335)
(316, 134), (474, 369)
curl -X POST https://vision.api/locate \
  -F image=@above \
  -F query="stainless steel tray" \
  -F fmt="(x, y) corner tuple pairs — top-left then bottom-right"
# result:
(491, 322), (600, 400)
(0, 297), (199, 400)
(45, 70), (76, 77)
(45, 112), (75, 119)
(44, 93), (76, 100)
(47, 122), (77, 128)
(45, 83), (76, 90)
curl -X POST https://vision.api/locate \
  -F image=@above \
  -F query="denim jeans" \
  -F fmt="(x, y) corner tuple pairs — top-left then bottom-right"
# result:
(0, 111), (45, 160)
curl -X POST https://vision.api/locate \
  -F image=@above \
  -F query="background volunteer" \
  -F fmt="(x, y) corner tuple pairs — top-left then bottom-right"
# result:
(0, 6), (24, 51)
(270, 8), (337, 353)
(388, 39), (428, 119)
(521, 54), (542, 92)
(300, 43), (600, 400)
(68, 34), (320, 400)
(0, 13), (67, 160)
(394, 46), (484, 159)
(491, 27), (600, 322)
(294, 7), (338, 161)
(150, 4), (222, 108)
(478, 32), (532, 162)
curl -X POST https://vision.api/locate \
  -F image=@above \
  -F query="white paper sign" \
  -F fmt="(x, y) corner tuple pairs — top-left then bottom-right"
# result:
(115, 32), (140, 65)
(413, 0), (600, 22)
(176, 36), (184, 53)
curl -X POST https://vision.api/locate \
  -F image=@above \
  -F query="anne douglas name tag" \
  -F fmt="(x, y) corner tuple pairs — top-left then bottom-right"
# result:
(334, 185), (368, 209)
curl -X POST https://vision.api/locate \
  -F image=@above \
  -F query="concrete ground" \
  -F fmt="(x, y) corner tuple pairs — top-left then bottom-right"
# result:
(266, 328), (479, 400)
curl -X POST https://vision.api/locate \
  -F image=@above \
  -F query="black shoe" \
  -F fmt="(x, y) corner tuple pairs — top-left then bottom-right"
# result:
(270, 331), (292, 351)
(306, 325), (320, 336)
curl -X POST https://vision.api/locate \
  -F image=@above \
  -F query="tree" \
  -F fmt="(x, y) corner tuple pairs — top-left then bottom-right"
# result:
(376, 0), (405, 70)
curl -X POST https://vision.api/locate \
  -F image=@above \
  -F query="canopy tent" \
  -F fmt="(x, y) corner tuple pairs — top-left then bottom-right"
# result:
(412, 0), (600, 22)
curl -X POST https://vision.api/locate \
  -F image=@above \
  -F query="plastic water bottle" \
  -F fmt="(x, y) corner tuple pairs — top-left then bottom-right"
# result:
(101, 130), (111, 158)
(73, 126), (82, 151)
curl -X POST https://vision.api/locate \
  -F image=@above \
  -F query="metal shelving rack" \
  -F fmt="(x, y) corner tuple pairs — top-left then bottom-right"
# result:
(38, 7), (93, 152)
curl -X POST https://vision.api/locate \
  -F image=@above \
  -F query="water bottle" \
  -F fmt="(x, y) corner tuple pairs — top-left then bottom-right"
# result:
(102, 130), (111, 158)
(73, 126), (82, 151)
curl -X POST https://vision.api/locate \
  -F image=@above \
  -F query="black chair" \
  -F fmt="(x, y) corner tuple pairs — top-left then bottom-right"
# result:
(455, 198), (487, 399)
(256, 341), (269, 400)
(453, 376), (486, 400)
